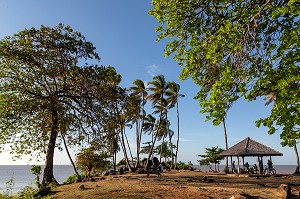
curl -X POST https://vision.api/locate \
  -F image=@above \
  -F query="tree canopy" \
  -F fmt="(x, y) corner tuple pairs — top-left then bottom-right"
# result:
(149, 0), (299, 146)
(0, 24), (122, 186)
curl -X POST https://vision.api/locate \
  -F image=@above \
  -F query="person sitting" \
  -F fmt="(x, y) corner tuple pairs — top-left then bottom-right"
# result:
(267, 159), (273, 170)
(243, 162), (249, 173)
(252, 164), (259, 173)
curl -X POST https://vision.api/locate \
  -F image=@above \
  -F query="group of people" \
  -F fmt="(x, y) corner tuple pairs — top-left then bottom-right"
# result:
(231, 158), (273, 174)
(146, 157), (165, 177)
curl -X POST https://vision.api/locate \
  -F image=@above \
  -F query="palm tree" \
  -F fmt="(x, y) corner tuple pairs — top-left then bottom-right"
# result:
(145, 75), (168, 167)
(152, 99), (170, 162)
(124, 94), (141, 167)
(129, 80), (147, 168)
(142, 114), (156, 144)
(166, 81), (185, 168)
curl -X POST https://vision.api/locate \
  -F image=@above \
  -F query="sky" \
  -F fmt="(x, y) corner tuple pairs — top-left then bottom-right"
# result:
(0, 0), (295, 166)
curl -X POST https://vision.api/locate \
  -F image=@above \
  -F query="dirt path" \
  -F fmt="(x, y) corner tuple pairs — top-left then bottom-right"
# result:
(51, 170), (300, 199)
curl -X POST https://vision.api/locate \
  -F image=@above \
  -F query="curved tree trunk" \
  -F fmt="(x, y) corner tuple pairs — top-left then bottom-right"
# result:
(145, 117), (162, 169)
(42, 106), (59, 187)
(294, 144), (300, 174)
(222, 118), (229, 173)
(124, 127), (134, 163)
(119, 126), (133, 172)
(61, 132), (81, 181)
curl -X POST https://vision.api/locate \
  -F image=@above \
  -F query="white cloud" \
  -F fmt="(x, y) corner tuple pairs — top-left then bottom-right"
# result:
(146, 64), (162, 77)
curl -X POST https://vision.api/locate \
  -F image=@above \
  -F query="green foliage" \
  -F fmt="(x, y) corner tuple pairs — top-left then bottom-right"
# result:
(30, 165), (41, 189)
(64, 174), (77, 184)
(149, 1), (300, 149)
(0, 178), (39, 199)
(16, 186), (38, 199)
(155, 141), (175, 160)
(117, 159), (126, 166)
(76, 147), (112, 173)
(0, 24), (124, 184)
(175, 161), (190, 170)
(198, 147), (224, 172)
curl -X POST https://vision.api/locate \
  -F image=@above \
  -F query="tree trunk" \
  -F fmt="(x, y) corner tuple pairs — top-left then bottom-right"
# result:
(222, 118), (229, 173)
(124, 127), (134, 163)
(119, 126), (133, 172)
(42, 106), (59, 187)
(174, 103), (180, 169)
(61, 132), (81, 181)
(160, 137), (165, 162)
(294, 144), (300, 174)
(145, 116), (162, 169)
(137, 99), (145, 168)
(136, 120), (140, 168)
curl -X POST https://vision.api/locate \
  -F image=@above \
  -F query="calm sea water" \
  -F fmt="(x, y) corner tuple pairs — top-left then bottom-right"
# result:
(0, 165), (75, 193)
(0, 165), (297, 194)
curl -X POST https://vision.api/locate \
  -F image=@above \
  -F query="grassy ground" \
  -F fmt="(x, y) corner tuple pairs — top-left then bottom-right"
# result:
(51, 170), (300, 199)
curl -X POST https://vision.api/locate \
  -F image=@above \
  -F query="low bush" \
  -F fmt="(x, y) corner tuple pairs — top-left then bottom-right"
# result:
(64, 174), (77, 184)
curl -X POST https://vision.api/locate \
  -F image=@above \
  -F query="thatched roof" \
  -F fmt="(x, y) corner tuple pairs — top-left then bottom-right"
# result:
(219, 137), (283, 157)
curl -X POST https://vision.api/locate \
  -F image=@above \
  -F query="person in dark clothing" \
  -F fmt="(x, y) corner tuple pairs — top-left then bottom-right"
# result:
(267, 159), (273, 170)
(231, 161), (237, 174)
(146, 159), (153, 176)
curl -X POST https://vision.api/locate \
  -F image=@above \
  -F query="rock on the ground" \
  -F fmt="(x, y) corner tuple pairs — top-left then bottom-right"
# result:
(277, 184), (291, 199)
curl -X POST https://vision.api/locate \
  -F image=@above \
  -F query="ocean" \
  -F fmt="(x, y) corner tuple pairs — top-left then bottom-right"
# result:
(0, 165), (75, 194)
(0, 165), (297, 194)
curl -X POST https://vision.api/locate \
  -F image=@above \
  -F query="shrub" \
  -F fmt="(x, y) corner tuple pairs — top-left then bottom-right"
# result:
(64, 174), (77, 184)
(176, 161), (190, 170)
(16, 186), (38, 199)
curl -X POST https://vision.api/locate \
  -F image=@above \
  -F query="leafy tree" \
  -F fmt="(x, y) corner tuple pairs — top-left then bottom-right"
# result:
(150, 0), (299, 169)
(76, 147), (111, 173)
(198, 147), (224, 172)
(0, 24), (120, 186)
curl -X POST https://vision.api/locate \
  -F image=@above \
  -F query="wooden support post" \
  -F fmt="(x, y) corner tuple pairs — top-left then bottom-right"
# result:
(237, 156), (240, 174)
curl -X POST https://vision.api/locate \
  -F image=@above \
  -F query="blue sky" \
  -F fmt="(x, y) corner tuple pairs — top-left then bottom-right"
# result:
(0, 0), (295, 166)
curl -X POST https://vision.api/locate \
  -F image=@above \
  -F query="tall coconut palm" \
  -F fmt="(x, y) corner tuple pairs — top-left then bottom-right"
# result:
(145, 75), (168, 167)
(166, 81), (185, 168)
(124, 94), (141, 167)
(153, 98), (170, 162)
(129, 80), (148, 168)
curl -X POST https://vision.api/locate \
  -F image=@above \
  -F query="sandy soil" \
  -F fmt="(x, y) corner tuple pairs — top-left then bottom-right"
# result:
(51, 170), (300, 199)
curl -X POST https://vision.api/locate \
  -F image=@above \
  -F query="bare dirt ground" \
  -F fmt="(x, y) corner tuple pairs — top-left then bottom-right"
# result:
(51, 170), (300, 199)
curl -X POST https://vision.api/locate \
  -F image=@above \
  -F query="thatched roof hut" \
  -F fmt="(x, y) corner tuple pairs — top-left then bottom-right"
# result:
(219, 137), (283, 157)
(219, 137), (282, 174)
